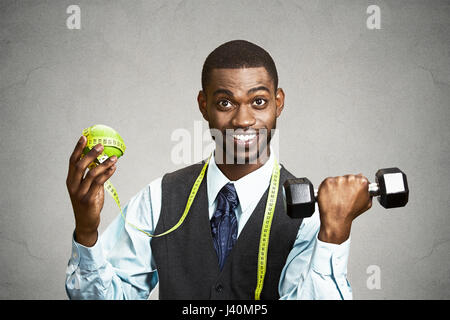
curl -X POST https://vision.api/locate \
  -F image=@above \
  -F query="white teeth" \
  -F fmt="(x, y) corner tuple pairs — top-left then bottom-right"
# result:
(233, 134), (256, 141)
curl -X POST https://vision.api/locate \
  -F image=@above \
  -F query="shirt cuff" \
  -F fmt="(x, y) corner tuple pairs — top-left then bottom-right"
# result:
(310, 235), (351, 276)
(71, 231), (106, 270)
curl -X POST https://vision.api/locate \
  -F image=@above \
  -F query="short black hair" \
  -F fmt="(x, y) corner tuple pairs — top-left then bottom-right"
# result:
(201, 40), (278, 93)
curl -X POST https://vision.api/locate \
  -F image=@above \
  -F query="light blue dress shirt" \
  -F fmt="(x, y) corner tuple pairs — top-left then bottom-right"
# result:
(65, 152), (352, 300)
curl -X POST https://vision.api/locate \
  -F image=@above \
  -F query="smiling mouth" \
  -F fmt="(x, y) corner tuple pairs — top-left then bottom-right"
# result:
(218, 129), (271, 150)
(232, 133), (258, 144)
(215, 129), (272, 164)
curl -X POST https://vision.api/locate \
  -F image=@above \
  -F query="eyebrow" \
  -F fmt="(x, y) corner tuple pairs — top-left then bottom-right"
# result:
(212, 86), (271, 97)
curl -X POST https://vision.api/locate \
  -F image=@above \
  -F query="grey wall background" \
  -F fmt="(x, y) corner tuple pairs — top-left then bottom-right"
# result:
(0, 0), (449, 299)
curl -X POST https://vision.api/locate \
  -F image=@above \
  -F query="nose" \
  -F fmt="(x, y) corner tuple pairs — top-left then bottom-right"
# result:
(231, 105), (256, 129)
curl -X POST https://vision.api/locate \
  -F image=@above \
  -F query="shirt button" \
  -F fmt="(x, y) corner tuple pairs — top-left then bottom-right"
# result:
(333, 257), (340, 266)
(215, 283), (223, 293)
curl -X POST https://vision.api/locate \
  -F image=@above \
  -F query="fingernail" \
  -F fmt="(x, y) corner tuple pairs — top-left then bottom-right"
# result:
(110, 156), (117, 162)
(79, 136), (85, 143)
(94, 144), (103, 152)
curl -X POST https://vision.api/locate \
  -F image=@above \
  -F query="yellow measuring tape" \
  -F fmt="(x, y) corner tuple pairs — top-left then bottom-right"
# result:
(82, 124), (280, 299)
(255, 157), (280, 300)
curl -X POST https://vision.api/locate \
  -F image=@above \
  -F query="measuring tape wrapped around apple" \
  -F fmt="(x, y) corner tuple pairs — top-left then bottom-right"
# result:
(81, 124), (279, 300)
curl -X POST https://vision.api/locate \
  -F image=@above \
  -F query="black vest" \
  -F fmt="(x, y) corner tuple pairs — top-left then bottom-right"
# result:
(151, 161), (303, 300)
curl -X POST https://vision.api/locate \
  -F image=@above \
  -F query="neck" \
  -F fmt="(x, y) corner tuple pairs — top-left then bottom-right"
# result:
(215, 148), (271, 181)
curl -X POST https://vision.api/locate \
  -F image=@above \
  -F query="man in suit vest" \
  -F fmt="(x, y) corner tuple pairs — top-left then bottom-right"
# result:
(65, 40), (372, 299)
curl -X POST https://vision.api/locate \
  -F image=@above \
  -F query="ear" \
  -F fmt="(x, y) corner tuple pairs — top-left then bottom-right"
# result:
(197, 90), (209, 121)
(275, 88), (285, 118)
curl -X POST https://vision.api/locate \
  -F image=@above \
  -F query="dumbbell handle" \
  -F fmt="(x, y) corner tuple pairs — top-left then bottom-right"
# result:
(313, 182), (379, 199)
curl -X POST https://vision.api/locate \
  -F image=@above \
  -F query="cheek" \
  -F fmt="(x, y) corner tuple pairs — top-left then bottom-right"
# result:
(256, 108), (277, 129)
(206, 108), (229, 129)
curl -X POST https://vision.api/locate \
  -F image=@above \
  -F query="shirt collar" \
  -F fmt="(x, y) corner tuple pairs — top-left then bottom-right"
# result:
(206, 150), (275, 214)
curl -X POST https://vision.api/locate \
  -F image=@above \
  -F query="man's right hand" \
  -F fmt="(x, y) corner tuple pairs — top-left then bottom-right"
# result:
(66, 135), (118, 247)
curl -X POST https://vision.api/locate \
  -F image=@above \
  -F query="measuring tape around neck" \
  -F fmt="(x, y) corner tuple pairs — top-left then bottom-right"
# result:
(112, 156), (211, 238)
(255, 156), (280, 300)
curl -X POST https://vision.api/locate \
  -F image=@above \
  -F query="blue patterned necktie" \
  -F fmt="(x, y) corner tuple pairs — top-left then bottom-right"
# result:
(211, 182), (239, 271)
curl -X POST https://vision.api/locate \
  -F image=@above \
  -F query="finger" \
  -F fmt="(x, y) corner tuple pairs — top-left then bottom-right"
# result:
(361, 176), (370, 190)
(72, 143), (104, 187)
(86, 164), (117, 201)
(67, 136), (87, 191)
(78, 156), (117, 196)
(344, 174), (359, 182)
(357, 175), (370, 196)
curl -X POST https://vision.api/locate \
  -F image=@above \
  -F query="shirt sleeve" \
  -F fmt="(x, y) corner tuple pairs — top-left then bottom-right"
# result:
(65, 177), (162, 300)
(278, 204), (352, 300)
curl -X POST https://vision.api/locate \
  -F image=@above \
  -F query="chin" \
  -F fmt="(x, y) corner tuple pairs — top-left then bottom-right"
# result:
(217, 145), (270, 165)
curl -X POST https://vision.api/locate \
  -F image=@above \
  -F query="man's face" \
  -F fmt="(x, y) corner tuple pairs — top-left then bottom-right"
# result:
(198, 67), (285, 164)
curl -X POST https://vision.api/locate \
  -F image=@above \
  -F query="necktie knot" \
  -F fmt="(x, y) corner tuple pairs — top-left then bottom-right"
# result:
(217, 183), (239, 210)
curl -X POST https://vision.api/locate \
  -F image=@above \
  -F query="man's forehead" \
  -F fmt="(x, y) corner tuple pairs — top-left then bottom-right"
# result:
(208, 67), (274, 91)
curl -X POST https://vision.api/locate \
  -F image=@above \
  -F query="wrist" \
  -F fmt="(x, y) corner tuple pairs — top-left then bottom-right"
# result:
(75, 228), (98, 247)
(318, 223), (351, 245)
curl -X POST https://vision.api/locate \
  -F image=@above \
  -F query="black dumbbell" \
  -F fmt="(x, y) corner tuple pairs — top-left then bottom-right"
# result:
(284, 168), (409, 219)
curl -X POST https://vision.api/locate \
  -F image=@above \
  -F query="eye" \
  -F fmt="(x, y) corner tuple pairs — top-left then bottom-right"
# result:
(253, 98), (267, 107)
(217, 99), (233, 109)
